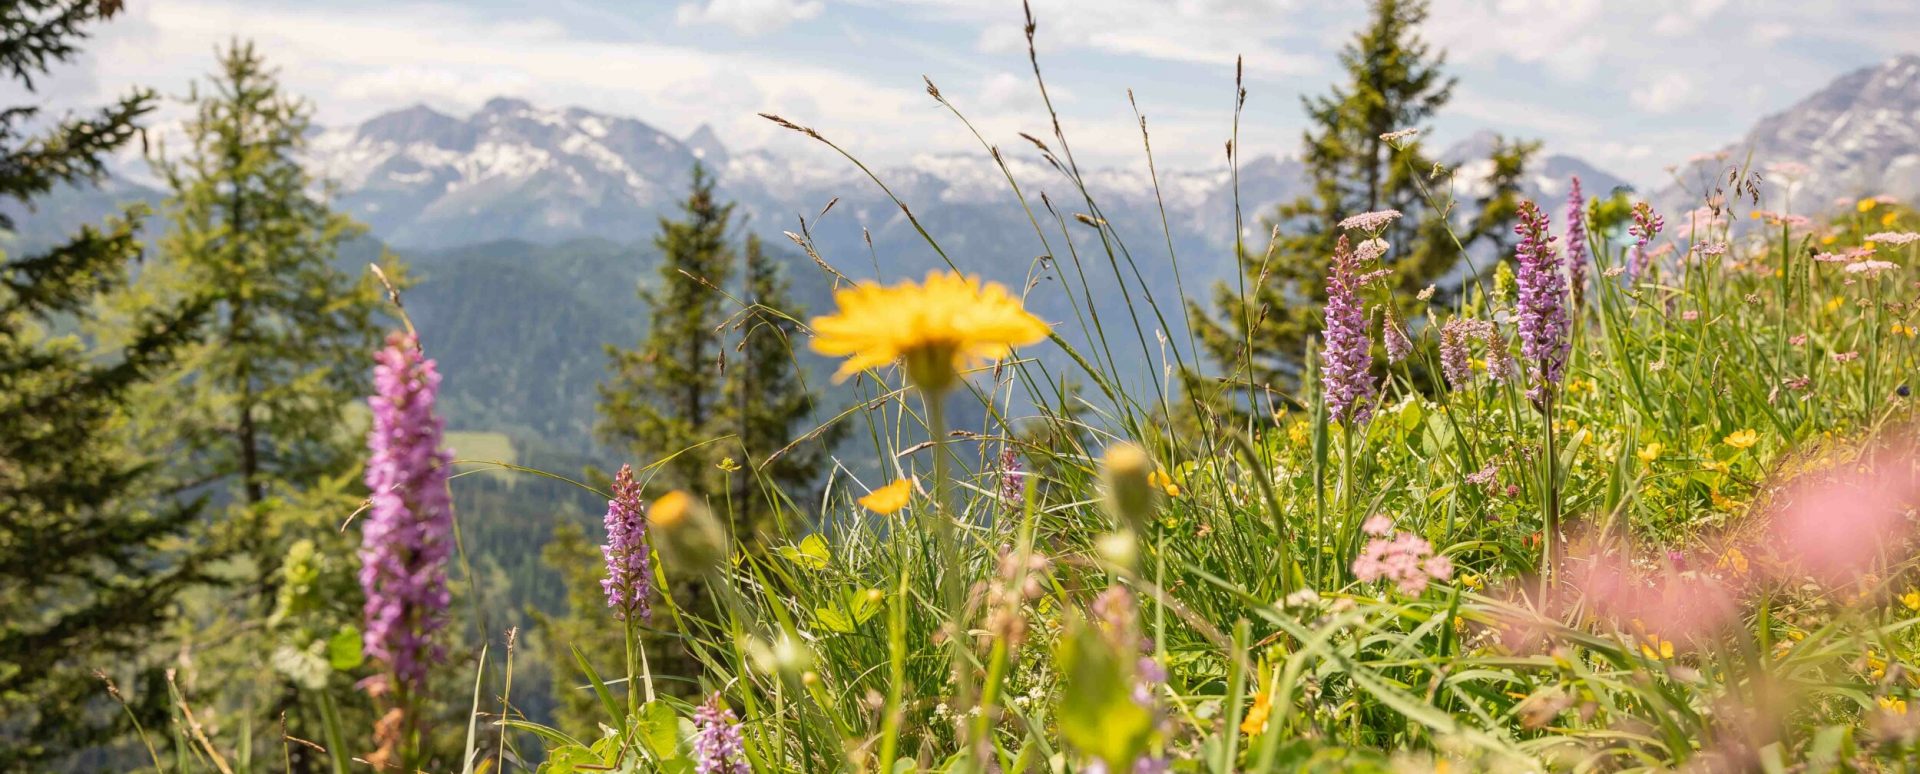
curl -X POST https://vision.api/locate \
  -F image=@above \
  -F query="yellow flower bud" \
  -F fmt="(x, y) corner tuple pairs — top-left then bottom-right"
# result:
(1101, 442), (1158, 535)
(649, 490), (728, 575)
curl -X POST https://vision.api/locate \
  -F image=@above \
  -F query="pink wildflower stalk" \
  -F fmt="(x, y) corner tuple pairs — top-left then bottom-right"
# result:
(1321, 236), (1377, 424)
(1627, 202), (1664, 282)
(693, 693), (749, 774)
(360, 333), (455, 693)
(600, 464), (652, 622)
(1513, 200), (1569, 405)
(1564, 177), (1588, 309)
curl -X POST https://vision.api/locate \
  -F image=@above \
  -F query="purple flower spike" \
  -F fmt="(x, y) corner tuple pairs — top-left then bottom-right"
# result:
(1627, 202), (1664, 282)
(360, 333), (455, 692)
(600, 464), (652, 622)
(1513, 201), (1570, 405)
(1321, 236), (1377, 425)
(694, 693), (749, 774)
(1564, 177), (1588, 308)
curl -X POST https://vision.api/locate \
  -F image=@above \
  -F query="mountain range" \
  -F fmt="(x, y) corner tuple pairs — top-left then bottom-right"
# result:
(1658, 53), (1920, 212)
(8, 53), (1919, 456)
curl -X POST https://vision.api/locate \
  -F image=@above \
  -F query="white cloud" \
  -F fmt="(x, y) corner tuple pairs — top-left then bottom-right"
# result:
(1652, 0), (1728, 36)
(888, 0), (1322, 76)
(1631, 73), (1699, 114)
(1748, 22), (1792, 45)
(675, 0), (825, 37)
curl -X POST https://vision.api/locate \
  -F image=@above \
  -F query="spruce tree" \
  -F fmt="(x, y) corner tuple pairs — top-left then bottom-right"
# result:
(599, 164), (735, 496)
(137, 40), (394, 758)
(1189, 0), (1531, 407)
(149, 40), (390, 527)
(720, 233), (841, 539)
(0, 1), (210, 766)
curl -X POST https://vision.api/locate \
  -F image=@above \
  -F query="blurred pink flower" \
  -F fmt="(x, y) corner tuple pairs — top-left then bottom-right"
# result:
(1560, 550), (1741, 646)
(1762, 435), (1920, 584)
(1353, 530), (1450, 595)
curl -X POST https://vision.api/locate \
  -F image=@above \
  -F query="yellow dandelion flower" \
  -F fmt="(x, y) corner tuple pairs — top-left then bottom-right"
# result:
(1860, 198), (1880, 213)
(1821, 233), (1839, 246)
(1827, 296), (1846, 313)
(1880, 696), (1908, 715)
(1638, 443), (1663, 464)
(1240, 690), (1272, 735)
(858, 478), (914, 515)
(1723, 428), (1760, 449)
(1902, 590), (1920, 611)
(810, 271), (1049, 393)
(1884, 211), (1901, 227)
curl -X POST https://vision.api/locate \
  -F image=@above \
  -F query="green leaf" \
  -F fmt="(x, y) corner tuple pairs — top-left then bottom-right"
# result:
(848, 588), (883, 625)
(571, 644), (625, 727)
(635, 700), (682, 761)
(1055, 616), (1153, 770)
(777, 534), (831, 570)
(814, 606), (855, 634)
(326, 627), (364, 671)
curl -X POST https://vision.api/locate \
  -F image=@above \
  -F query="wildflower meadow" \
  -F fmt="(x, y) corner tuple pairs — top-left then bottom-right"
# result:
(11, 1), (1920, 773)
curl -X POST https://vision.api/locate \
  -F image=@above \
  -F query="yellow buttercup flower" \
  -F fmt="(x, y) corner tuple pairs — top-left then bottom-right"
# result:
(1884, 211), (1901, 227)
(1148, 469), (1181, 498)
(1723, 428), (1759, 449)
(1641, 635), (1674, 661)
(858, 478), (914, 515)
(1880, 696), (1908, 715)
(1894, 323), (1916, 338)
(810, 271), (1049, 393)
(1638, 443), (1663, 464)
(1860, 198), (1879, 213)
(1716, 547), (1749, 576)
(1821, 233), (1839, 246)
(1901, 590), (1920, 611)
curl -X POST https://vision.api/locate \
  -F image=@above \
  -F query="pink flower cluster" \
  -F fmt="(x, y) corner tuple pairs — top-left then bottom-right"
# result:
(1337, 209), (1402, 233)
(1353, 517), (1453, 595)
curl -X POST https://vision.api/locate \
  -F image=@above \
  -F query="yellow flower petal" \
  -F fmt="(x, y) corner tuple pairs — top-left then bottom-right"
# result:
(810, 271), (1050, 389)
(858, 478), (914, 515)
(1723, 429), (1759, 449)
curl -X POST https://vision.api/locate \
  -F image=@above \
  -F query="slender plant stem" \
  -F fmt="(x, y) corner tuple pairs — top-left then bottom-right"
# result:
(925, 391), (978, 768)
(1540, 396), (1560, 599)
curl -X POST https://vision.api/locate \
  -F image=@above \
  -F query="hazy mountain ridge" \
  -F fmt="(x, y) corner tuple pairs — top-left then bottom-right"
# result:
(1658, 53), (1920, 213)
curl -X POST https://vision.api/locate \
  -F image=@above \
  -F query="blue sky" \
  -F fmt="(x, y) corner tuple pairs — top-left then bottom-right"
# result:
(26, 0), (1920, 188)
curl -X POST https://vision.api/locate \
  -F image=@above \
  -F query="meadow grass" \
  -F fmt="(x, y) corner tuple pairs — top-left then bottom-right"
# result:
(263, 25), (1920, 774)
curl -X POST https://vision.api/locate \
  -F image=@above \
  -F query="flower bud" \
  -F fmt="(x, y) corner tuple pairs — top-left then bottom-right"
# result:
(648, 490), (727, 575)
(1101, 443), (1158, 535)
(1096, 530), (1139, 573)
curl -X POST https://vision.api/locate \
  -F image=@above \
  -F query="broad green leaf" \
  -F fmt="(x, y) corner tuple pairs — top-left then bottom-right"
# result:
(814, 606), (855, 634)
(635, 700), (682, 761)
(777, 534), (831, 570)
(326, 627), (364, 671)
